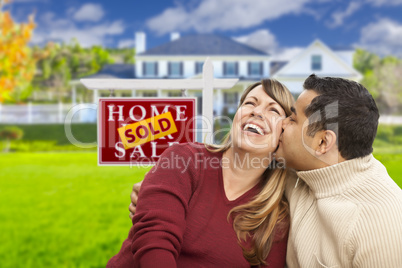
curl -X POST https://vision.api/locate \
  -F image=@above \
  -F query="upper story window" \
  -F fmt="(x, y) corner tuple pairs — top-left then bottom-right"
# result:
(311, 55), (322, 71)
(195, 62), (204, 74)
(223, 62), (238, 76)
(143, 62), (158, 76)
(249, 62), (262, 76)
(168, 62), (183, 77)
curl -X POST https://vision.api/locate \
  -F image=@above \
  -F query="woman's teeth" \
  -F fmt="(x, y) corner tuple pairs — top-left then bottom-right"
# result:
(243, 123), (264, 135)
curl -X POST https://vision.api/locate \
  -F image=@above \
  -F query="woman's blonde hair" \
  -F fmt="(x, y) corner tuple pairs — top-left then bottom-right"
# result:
(207, 79), (294, 265)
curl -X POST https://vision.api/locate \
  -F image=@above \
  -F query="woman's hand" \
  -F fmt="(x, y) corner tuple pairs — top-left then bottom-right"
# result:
(129, 181), (143, 219)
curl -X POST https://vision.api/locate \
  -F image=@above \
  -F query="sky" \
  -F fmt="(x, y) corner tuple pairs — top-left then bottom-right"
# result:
(5, 0), (402, 60)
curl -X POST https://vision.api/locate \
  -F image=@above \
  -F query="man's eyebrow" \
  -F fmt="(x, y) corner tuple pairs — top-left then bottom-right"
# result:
(291, 106), (297, 115)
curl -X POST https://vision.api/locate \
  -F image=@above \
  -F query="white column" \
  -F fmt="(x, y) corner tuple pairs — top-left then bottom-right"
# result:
(131, 90), (136, 97)
(72, 85), (77, 106)
(215, 89), (223, 116)
(0, 103), (2, 123)
(93, 89), (98, 103)
(157, 89), (162, 97)
(202, 57), (214, 143)
(28, 102), (32, 124)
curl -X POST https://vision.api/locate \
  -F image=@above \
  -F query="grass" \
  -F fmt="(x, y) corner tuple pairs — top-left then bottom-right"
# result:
(0, 152), (150, 268)
(373, 152), (402, 184)
(0, 150), (401, 268)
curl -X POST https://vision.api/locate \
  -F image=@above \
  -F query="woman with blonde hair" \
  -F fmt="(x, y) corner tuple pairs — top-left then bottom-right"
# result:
(107, 79), (294, 267)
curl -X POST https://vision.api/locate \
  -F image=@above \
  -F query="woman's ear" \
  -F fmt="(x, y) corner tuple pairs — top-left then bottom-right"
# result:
(315, 130), (337, 156)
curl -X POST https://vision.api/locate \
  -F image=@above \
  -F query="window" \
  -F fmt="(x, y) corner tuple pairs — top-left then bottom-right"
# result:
(143, 62), (157, 76)
(248, 62), (262, 76)
(311, 55), (322, 71)
(195, 93), (202, 114)
(143, 92), (157, 97)
(223, 62), (238, 76)
(224, 92), (239, 105)
(195, 62), (204, 74)
(168, 62), (183, 77)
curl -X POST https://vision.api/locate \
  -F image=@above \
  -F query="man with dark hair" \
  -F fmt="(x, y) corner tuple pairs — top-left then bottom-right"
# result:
(277, 74), (402, 267)
(128, 74), (402, 267)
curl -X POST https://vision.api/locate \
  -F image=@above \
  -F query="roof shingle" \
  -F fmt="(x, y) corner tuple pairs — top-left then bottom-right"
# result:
(139, 34), (268, 56)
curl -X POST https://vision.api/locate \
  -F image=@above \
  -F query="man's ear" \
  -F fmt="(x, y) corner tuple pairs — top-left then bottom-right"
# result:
(315, 130), (337, 156)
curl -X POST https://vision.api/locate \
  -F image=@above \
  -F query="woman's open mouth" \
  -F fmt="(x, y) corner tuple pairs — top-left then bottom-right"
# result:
(243, 123), (265, 135)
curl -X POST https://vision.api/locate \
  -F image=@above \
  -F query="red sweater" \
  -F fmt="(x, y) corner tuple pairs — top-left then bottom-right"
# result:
(107, 143), (288, 268)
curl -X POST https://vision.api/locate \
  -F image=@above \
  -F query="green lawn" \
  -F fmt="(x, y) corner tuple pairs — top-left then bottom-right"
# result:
(0, 152), (150, 268)
(0, 151), (401, 268)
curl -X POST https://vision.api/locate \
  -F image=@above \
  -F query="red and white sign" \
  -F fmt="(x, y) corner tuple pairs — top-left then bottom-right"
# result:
(98, 98), (196, 165)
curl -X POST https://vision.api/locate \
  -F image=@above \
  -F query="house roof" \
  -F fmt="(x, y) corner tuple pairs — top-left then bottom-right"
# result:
(85, 64), (135, 79)
(272, 39), (362, 80)
(139, 34), (269, 56)
(270, 61), (288, 76)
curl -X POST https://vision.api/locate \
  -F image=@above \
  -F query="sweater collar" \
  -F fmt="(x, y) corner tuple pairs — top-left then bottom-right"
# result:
(296, 154), (374, 199)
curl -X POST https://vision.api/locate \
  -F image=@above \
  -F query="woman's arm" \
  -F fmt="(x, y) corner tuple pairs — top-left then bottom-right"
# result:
(130, 145), (198, 267)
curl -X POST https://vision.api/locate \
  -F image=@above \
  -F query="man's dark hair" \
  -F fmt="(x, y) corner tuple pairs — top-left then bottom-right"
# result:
(303, 74), (379, 160)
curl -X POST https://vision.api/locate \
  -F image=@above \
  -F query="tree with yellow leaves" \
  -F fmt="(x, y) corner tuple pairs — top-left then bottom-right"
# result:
(0, 0), (36, 102)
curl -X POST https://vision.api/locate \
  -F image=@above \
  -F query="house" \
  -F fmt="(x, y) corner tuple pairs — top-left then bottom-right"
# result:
(78, 34), (361, 117)
(272, 39), (362, 94)
(134, 32), (270, 116)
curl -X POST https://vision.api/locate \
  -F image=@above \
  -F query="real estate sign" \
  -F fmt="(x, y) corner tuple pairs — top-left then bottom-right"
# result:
(98, 98), (196, 165)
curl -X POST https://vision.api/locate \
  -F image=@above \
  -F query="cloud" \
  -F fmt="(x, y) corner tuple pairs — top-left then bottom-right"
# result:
(365, 0), (402, 6)
(232, 29), (304, 61)
(356, 18), (402, 57)
(31, 11), (125, 47)
(146, 0), (312, 35)
(118, 39), (135, 49)
(233, 29), (278, 54)
(327, 1), (361, 28)
(73, 3), (105, 22)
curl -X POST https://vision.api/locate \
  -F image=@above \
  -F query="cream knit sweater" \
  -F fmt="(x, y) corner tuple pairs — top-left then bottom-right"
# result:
(285, 154), (402, 268)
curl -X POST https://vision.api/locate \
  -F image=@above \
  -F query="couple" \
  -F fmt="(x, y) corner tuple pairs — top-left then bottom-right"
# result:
(108, 75), (402, 267)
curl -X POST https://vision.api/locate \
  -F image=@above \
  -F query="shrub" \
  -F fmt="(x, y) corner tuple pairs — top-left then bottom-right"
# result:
(0, 126), (24, 140)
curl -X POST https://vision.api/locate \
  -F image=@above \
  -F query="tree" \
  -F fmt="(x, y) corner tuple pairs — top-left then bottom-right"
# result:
(354, 49), (402, 114)
(0, 0), (36, 102)
(32, 40), (114, 102)
(354, 48), (380, 75)
(369, 60), (402, 114)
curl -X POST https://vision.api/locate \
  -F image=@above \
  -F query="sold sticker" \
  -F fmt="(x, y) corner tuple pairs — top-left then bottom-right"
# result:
(118, 112), (178, 149)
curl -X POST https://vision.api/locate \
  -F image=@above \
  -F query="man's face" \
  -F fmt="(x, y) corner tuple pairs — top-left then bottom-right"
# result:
(276, 90), (321, 171)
